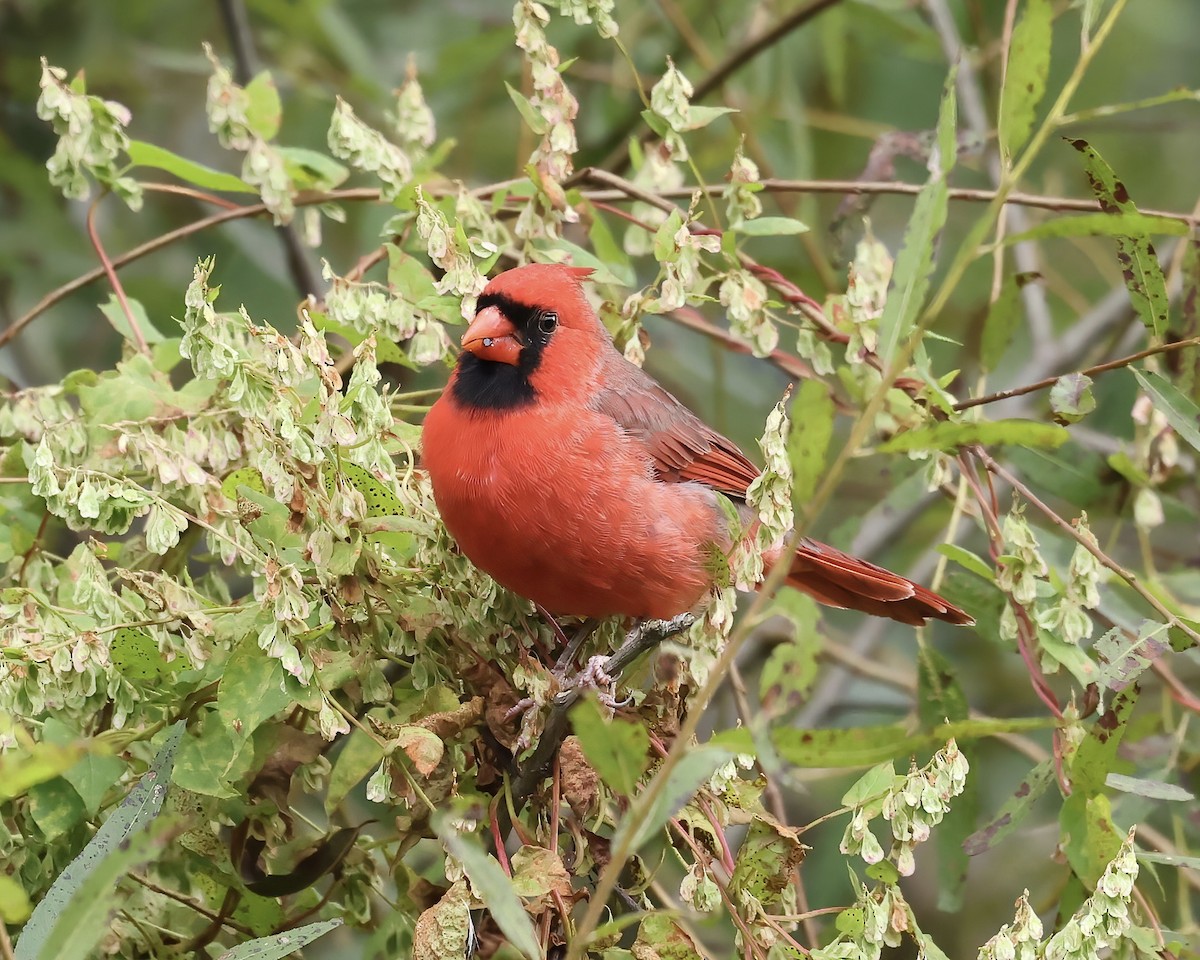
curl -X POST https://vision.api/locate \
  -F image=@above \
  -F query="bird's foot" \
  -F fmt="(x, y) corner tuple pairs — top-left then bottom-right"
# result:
(572, 654), (634, 710)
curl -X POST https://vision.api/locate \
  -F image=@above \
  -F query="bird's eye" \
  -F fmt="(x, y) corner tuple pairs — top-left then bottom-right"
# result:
(538, 311), (559, 335)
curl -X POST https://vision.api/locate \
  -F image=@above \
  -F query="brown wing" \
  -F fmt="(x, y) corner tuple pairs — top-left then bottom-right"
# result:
(591, 358), (761, 498)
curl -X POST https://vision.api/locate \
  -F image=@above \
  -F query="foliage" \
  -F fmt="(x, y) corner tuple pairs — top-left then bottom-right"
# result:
(2, 1), (1200, 958)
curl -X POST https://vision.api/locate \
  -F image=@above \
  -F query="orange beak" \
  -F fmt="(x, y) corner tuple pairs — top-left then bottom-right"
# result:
(461, 305), (523, 366)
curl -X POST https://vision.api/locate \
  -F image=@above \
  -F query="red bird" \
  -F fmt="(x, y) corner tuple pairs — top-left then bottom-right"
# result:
(422, 263), (971, 627)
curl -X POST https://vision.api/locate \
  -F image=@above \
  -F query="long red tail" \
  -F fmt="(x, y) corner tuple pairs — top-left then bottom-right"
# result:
(786, 538), (973, 626)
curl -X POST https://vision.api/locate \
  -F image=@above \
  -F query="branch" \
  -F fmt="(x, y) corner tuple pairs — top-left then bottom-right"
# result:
(85, 197), (148, 354)
(954, 335), (1200, 411)
(509, 614), (694, 806)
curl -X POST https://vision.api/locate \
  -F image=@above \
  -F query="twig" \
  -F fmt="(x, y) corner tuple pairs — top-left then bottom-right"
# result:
(975, 447), (1200, 646)
(954, 335), (1200, 410)
(10, 177), (1196, 350)
(128, 873), (253, 935)
(509, 614), (694, 806)
(2, 188), (378, 348)
(215, 0), (323, 298)
(86, 197), (148, 353)
(0, 919), (13, 960)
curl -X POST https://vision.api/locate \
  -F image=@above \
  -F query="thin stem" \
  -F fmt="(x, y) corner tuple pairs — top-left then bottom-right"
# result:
(85, 197), (148, 354)
(953, 336), (1200, 411)
(976, 448), (1200, 646)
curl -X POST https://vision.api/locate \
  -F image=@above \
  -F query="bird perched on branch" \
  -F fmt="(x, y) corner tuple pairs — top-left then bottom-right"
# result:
(422, 263), (971, 628)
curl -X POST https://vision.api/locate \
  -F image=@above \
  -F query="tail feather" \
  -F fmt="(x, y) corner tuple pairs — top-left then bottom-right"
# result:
(785, 537), (974, 627)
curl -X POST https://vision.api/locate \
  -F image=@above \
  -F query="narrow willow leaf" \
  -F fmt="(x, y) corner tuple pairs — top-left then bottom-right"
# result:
(1131, 368), (1200, 453)
(1005, 211), (1189, 243)
(877, 418), (1068, 453)
(214, 919), (343, 960)
(28, 826), (169, 960)
(16, 724), (183, 960)
(734, 216), (809, 236)
(504, 81), (549, 135)
(963, 759), (1056, 856)
(436, 820), (541, 960)
(876, 69), (956, 364)
(788, 378), (834, 505)
(1069, 138), (1170, 338)
(936, 544), (995, 582)
(570, 696), (650, 796)
(127, 140), (255, 193)
(1105, 773), (1194, 802)
(773, 717), (1052, 767)
(998, 0), (1053, 160)
(617, 744), (734, 854)
(98, 295), (165, 345)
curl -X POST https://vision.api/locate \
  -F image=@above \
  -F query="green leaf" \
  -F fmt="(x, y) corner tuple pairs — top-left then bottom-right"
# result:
(27, 778), (87, 841)
(728, 816), (806, 908)
(1136, 851), (1200, 870)
(963, 758), (1056, 856)
(570, 696), (650, 796)
(244, 71), (282, 141)
(16, 723), (183, 960)
(98, 295), (165, 345)
(504, 81), (549, 135)
(1037, 627), (1099, 688)
(789, 378), (834, 505)
(1094, 621), (1171, 693)
(109, 627), (172, 683)
(326, 728), (386, 814)
(1070, 688), (1137, 797)
(219, 638), (294, 740)
(877, 418), (1068, 453)
(1105, 773), (1194, 802)
(773, 716), (1053, 767)
(277, 146), (349, 190)
(126, 140), (254, 193)
(734, 216), (809, 236)
(0, 874), (31, 924)
(617, 744), (735, 854)
(1049, 372), (1096, 424)
(1131, 368), (1200, 453)
(680, 104), (738, 131)
(213, 919), (343, 960)
(59, 749), (125, 818)
(758, 629), (819, 714)
(998, 0), (1053, 160)
(1068, 138), (1170, 338)
(840, 762), (896, 807)
(0, 740), (90, 802)
(936, 544), (994, 582)
(653, 208), (685, 263)
(917, 647), (968, 728)
(1005, 211), (1190, 243)
(435, 817), (541, 960)
(173, 714), (242, 798)
(876, 66), (955, 364)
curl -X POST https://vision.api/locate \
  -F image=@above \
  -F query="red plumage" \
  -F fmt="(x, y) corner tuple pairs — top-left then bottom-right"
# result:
(421, 263), (971, 627)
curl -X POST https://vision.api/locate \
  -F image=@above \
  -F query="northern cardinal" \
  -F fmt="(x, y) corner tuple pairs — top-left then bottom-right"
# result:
(422, 263), (971, 627)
